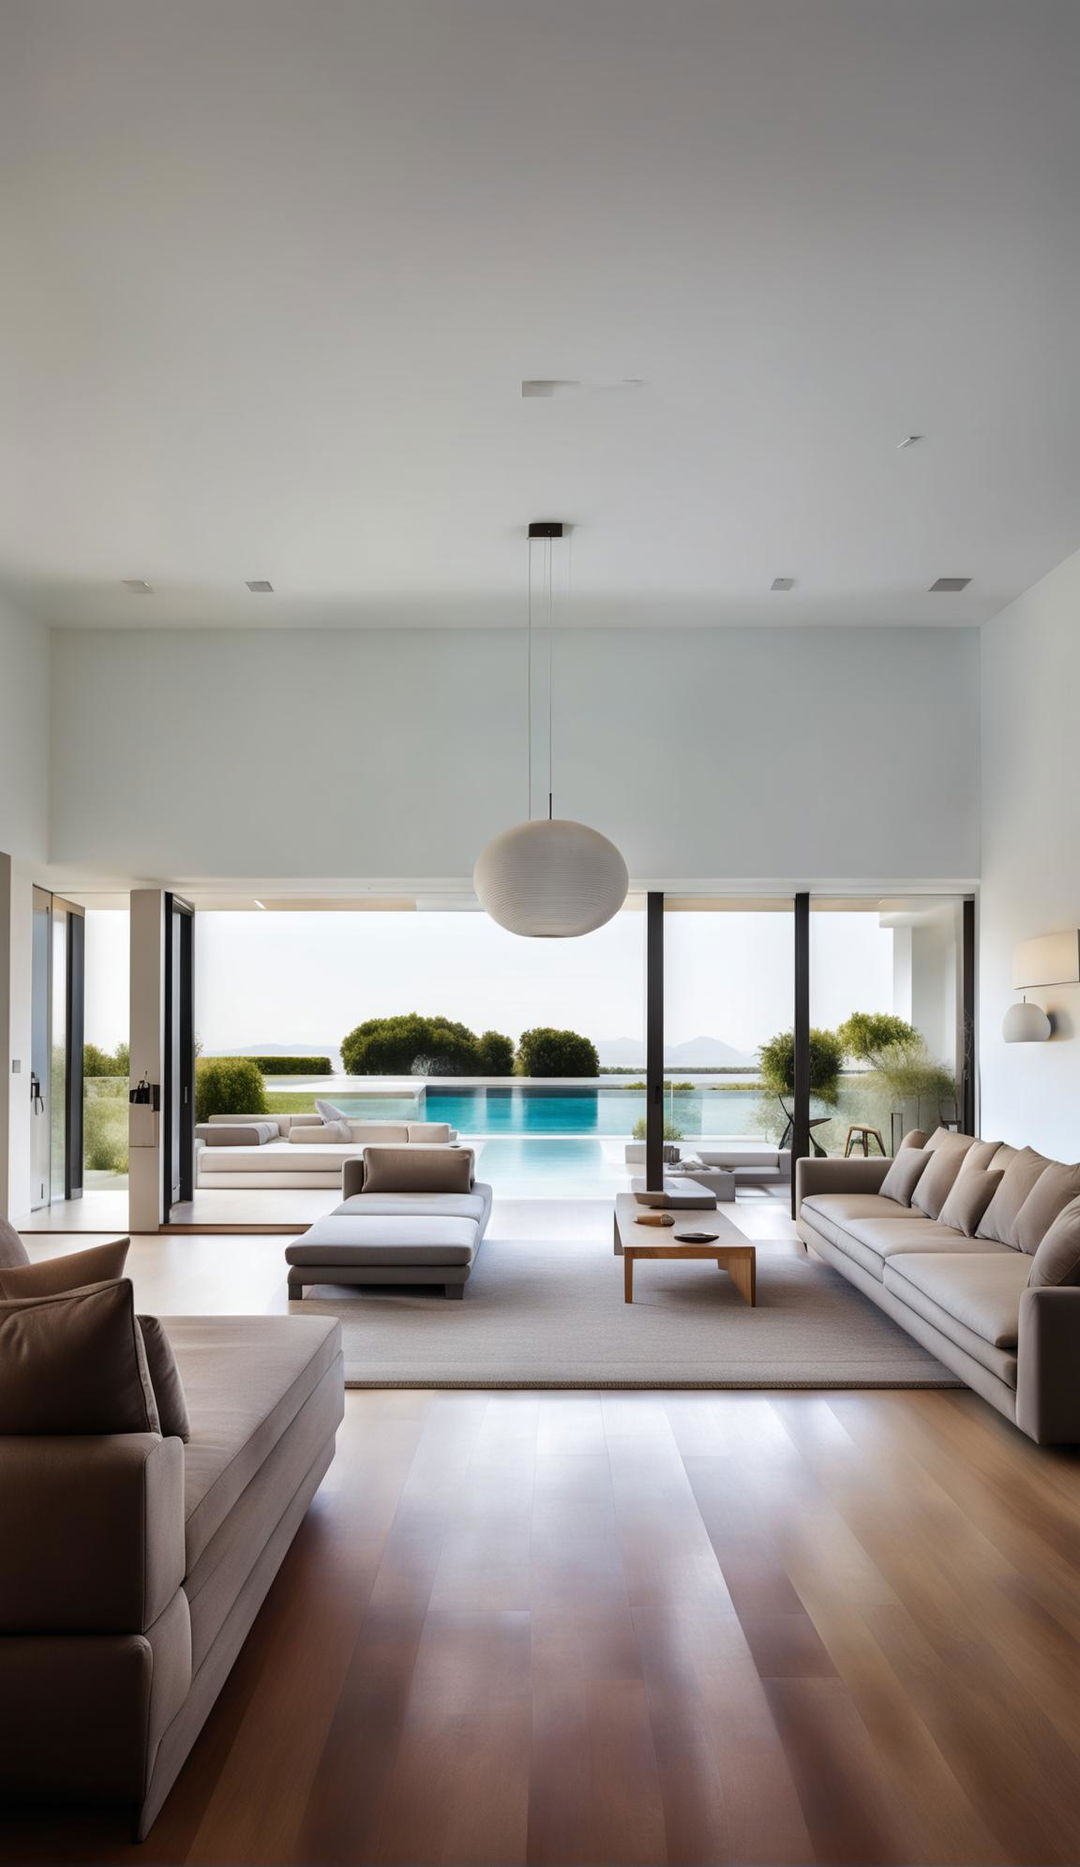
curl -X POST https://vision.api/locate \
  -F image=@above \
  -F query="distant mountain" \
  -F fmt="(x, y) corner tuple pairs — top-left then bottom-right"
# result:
(665, 1035), (756, 1068)
(595, 1037), (646, 1067)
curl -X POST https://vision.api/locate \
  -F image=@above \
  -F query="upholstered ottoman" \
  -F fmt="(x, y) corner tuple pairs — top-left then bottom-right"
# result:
(286, 1149), (492, 1300)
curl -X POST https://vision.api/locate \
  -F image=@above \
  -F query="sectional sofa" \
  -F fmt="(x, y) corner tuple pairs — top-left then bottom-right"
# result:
(195, 1112), (459, 1188)
(796, 1127), (1080, 1444)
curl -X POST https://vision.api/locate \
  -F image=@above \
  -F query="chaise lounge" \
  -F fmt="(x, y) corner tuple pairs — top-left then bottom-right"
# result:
(286, 1147), (493, 1299)
(796, 1127), (1080, 1444)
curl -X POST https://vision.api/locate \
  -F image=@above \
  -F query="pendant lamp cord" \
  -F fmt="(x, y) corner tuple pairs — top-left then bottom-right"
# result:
(526, 536), (533, 821)
(547, 535), (554, 819)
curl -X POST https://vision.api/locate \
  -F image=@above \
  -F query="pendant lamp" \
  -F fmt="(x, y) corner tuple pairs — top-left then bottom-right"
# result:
(473, 523), (629, 937)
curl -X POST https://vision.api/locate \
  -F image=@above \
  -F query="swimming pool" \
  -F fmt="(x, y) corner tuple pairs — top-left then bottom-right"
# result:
(329, 1084), (771, 1139)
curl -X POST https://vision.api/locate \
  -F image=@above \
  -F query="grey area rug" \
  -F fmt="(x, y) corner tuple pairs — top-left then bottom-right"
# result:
(292, 1231), (961, 1389)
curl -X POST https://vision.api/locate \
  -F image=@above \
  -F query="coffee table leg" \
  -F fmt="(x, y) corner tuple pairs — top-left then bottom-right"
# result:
(624, 1254), (634, 1304)
(726, 1253), (757, 1307)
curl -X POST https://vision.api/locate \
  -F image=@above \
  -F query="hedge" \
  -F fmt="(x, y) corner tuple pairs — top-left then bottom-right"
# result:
(241, 1055), (332, 1076)
(195, 1057), (268, 1122)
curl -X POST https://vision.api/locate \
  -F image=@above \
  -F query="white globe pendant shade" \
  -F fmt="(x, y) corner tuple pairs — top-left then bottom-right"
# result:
(1002, 999), (1051, 1043)
(474, 818), (629, 937)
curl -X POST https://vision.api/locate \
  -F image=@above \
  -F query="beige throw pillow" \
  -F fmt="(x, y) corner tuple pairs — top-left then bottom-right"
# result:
(137, 1315), (191, 1440)
(897, 1129), (929, 1153)
(976, 1147), (1052, 1250)
(288, 1119), (351, 1143)
(1011, 1162), (1080, 1255)
(956, 1140), (1003, 1174)
(938, 1168), (1004, 1237)
(0, 1214), (30, 1270)
(1028, 1198), (1080, 1288)
(911, 1147), (967, 1220)
(879, 1149), (929, 1206)
(0, 1280), (160, 1435)
(361, 1146), (475, 1194)
(925, 1128), (977, 1156)
(0, 1236), (130, 1300)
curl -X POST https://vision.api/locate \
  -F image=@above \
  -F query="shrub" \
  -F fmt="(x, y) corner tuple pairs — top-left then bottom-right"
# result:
(342, 1014), (480, 1076)
(836, 1012), (920, 1065)
(84, 1040), (129, 1078)
(632, 1116), (683, 1141)
(757, 1028), (844, 1105)
(475, 1030), (516, 1075)
(516, 1027), (600, 1077)
(84, 1085), (129, 1172)
(239, 1055), (332, 1076)
(195, 1056), (268, 1122)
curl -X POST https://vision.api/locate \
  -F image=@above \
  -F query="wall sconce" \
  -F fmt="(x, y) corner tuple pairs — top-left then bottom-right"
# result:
(1003, 930), (1079, 1042)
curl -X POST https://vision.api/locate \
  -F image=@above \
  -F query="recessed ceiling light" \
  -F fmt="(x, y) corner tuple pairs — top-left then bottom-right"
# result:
(771, 576), (795, 592)
(245, 579), (273, 593)
(930, 576), (972, 593)
(897, 434), (924, 449)
(122, 579), (152, 593)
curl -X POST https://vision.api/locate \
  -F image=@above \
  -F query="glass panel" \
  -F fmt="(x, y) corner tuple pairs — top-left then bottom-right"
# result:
(31, 893), (51, 1209)
(809, 898), (964, 1157)
(50, 907), (67, 1201)
(82, 909), (131, 1191)
(662, 901), (794, 1178)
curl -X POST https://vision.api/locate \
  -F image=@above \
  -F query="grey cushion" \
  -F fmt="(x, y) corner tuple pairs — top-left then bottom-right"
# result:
(977, 1147), (1053, 1250)
(885, 1251), (1030, 1350)
(879, 1149), (929, 1206)
(361, 1146), (474, 1194)
(0, 1235), (129, 1298)
(937, 1167), (1003, 1237)
(956, 1139), (1003, 1173)
(1028, 1197), (1080, 1288)
(336, 1190), (491, 1224)
(285, 1214), (480, 1268)
(137, 1315), (191, 1441)
(1011, 1161), (1080, 1255)
(925, 1127), (978, 1156)
(161, 1313), (342, 1573)
(0, 1280), (159, 1436)
(406, 1122), (453, 1143)
(911, 1146), (967, 1220)
(197, 1123), (278, 1147)
(0, 1215), (29, 1269)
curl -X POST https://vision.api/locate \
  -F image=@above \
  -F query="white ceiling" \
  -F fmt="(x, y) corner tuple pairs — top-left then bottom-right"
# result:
(3, 0), (1079, 631)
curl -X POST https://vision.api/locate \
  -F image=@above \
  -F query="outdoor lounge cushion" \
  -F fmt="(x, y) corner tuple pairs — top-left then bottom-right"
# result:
(407, 1122), (454, 1143)
(0, 1235), (129, 1298)
(977, 1147), (1053, 1248)
(337, 1188), (493, 1225)
(288, 1120), (352, 1143)
(879, 1149), (929, 1205)
(884, 1251), (1031, 1372)
(197, 1122), (279, 1146)
(361, 1146), (474, 1193)
(199, 1142), (360, 1173)
(316, 1099), (348, 1122)
(1027, 1196), (1080, 1288)
(285, 1215), (481, 1268)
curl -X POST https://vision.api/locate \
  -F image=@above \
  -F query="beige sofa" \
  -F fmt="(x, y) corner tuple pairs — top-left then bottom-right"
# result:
(195, 1113), (459, 1188)
(0, 1225), (344, 1837)
(796, 1135), (1080, 1444)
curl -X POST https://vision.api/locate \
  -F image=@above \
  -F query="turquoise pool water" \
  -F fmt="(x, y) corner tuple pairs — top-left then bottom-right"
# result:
(332, 1085), (769, 1139)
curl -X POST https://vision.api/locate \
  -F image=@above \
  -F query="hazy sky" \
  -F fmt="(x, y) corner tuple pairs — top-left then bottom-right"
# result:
(84, 907), (895, 1059)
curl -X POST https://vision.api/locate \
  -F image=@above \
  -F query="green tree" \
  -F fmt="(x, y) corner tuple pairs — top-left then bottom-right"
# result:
(84, 1039), (130, 1078)
(837, 1010), (957, 1128)
(836, 1012), (920, 1067)
(475, 1030), (515, 1075)
(195, 1057), (268, 1122)
(342, 1013), (480, 1075)
(757, 1028), (844, 1105)
(516, 1027), (600, 1077)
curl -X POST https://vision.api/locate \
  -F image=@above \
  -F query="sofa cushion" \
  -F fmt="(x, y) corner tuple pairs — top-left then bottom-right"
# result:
(406, 1122), (453, 1143)
(161, 1313), (341, 1573)
(801, 1192), (920, 1241)
(1028, 1197), (1080, 1288)
(347, 1122), (411, 1144)
(336, 1189), (492, 1224)
(925, 1127), (977, 1156)
(911, 1146), (967, 1220)
(897, 1129), (928, 1152)
(0, 1215), (29, 1269)
(885, 1251), (1030, 1350)
(0, 1236), (130, 1299)
(361, 1146), (474, 1194)
(137, 1315), (191, 1441)
(287, 1120), (351, 1144)
(937, 1167), (1003, 1237)
(197, 1123), (279, 1146)
(285, 1214), (480, 1268)
(879, 1150), (929, 1205)
(198, 1142), (357, 1174)
(813, 1209), (1010, 1282)
(1011, 1161), (1080, 1255)
(0, 1280), (159, 1436)
(958, 1139), (1003, 1173)
(976, 1147), (1053, 1250)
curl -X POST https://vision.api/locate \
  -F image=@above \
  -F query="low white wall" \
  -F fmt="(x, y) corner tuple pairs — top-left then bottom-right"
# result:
(49, 624), (980, 885)
(979, 547), (1080, 1157)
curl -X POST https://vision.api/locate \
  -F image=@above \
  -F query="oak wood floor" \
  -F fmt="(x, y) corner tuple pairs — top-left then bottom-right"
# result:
(5, 1383), (1080, 1867)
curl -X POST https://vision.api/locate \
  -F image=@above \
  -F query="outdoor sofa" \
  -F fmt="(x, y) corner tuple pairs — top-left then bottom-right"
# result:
(195, 1112), (459, 1188)
(796, 1127), (1080, 1444)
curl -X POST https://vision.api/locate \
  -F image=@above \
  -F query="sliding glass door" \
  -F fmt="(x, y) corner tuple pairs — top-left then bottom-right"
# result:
(163, 894), (195, 1212)
(29, 890), (85, 1208)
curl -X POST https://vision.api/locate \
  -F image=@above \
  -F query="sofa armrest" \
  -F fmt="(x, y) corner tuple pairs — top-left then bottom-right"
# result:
(0, 1433), (185, 1634)
(1016, 1286), (1080, 1445)
(342, 1156), (364, 1200)
(795, 1154), (891, 1213)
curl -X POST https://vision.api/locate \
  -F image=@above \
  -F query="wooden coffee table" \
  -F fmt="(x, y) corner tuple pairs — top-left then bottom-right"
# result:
(613, 1192), (757, 1306)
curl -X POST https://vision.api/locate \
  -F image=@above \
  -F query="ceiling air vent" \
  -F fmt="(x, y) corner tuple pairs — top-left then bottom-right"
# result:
(771, 577), (795, 592)
(245, 580), (274, 593)
(929, 577), (971, 593)
(122, 579), (152, 593)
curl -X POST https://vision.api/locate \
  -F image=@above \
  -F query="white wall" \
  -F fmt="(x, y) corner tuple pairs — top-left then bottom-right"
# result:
(0, 593), (48, 863)
(980, 547), (1080, 1156)
(49, 625), (980, 886)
